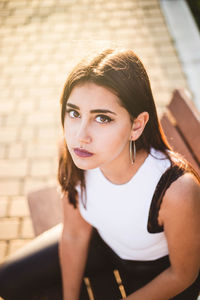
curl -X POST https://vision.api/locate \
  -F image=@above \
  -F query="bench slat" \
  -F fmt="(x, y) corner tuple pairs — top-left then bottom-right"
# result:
(168, 90), (200, 164)
(28, 187), (62, 236)
(161, 114), (200, 175)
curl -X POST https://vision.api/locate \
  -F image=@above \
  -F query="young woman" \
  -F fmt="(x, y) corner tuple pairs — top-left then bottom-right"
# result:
(0, 48), (199, 300)
(58, 48), (200, 300)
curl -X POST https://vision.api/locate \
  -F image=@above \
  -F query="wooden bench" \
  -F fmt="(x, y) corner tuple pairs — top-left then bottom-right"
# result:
(161, 89), (200, 175)
(28, 88), (200, 237)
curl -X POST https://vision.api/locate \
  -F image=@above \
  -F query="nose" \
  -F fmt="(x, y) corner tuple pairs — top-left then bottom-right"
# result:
(76, 120), (92, 145)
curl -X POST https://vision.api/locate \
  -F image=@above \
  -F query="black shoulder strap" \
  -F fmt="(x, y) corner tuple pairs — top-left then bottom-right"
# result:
(147, 165), (185, 233)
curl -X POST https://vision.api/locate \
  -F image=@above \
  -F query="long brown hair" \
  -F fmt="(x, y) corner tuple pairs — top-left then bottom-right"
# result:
(57, 49), (195, 207)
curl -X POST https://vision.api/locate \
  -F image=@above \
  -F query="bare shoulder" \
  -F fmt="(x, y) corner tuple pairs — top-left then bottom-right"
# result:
(159, 172), (200, 224)
(164, 172), (199, 206)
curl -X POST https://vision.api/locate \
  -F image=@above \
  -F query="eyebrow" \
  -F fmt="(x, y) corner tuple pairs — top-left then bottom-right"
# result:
(66, 103), (117, 115)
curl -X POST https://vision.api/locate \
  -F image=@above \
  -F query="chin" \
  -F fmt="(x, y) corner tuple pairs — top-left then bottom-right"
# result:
(72, 158), (98, 171)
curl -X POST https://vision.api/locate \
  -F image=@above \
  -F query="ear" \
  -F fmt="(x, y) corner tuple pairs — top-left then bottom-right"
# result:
(129, 112), (149, 141)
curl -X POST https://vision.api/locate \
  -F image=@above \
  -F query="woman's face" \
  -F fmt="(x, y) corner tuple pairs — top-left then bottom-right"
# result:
(64, 82), (133, 171)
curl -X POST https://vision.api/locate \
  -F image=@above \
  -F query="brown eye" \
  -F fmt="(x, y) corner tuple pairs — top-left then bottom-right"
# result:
(66, 109), (80, 119)
(96, 115), (113, 124)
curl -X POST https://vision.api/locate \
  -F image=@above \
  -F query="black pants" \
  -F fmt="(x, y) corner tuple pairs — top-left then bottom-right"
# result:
(0, 226), (199, 300)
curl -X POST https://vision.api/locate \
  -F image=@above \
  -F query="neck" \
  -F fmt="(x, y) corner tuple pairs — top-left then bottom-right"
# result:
(100, 149), (149, 185)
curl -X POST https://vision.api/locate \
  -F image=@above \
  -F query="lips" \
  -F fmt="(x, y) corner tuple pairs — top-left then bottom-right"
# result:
(74, 148), (94, 158)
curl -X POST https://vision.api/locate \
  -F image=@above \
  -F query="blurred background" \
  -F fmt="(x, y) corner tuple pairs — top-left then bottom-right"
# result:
(0, 0), (200, 263)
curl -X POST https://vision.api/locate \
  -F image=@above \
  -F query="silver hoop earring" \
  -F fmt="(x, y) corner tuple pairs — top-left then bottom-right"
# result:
(130, 140), (136, 164)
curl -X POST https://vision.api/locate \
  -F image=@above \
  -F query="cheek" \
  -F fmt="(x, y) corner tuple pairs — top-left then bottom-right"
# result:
(98, 125), (130, 152)
(64, 117), (75, 135)
(63, 122), (72, 145)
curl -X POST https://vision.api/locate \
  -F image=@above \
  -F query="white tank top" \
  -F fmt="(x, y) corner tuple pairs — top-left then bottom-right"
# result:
(78, 148), (171, 261)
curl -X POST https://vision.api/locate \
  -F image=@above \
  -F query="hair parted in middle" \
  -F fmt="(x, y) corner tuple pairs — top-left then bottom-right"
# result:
(58, 48), (171, 207)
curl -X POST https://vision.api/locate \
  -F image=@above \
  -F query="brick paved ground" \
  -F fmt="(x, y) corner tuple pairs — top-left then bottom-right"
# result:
(0, 0), (189, 263)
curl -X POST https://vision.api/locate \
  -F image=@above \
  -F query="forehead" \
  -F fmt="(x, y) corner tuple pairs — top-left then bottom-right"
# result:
(67, 82), (123, 110)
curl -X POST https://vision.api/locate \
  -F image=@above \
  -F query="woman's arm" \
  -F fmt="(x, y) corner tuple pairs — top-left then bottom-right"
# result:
(59, 193), (92, 300)
(125, 172), (200, 300)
